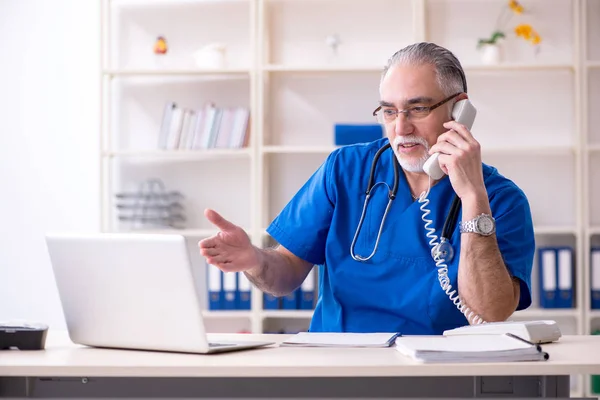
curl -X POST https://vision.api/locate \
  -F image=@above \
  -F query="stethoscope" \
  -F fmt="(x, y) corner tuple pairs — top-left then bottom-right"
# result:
(349, 142), (462, 263)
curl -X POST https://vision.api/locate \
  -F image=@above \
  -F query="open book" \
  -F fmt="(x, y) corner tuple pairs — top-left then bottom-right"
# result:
(395, 333), (549, 363)
(280, 332), (400, 348)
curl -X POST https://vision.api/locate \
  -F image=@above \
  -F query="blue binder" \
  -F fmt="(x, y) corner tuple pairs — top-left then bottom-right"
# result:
(237, 272), (251, 310)
(222, 271), (237, 310)
(555, 247), (574, 308)
(299, 268), (316, 309)
(334, 124), (383, 146)
(282, 290), (299, 310)
(538, 247), (557, 308)
(263, 293), (279, 310)
(592, 248), (600, 309)
(207, 263), (222, 310)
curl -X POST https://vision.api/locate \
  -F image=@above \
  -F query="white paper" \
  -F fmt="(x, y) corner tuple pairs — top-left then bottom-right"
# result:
(395, 334), (546, 363)
(280, 332), (399, 348)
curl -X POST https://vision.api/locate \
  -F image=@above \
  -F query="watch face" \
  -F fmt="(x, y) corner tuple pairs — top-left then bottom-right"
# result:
(477, 216), (495, 234)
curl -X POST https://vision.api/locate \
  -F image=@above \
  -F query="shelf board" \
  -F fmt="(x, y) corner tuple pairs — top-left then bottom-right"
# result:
(587, 144), (600, 153)
(587, 227), (600, 235)
(111, 0), (249, 7)
(103, 69), (250, 77)
(463, 63), (574, 72)
(263, 145), (338, 154)
(261, 310), (314, 319)
(588, 310), (600, 319)
(511, 308), (579, 319)
(262, 64), (574, 73)
(119, 228), (215, 236)
(117, 228), (252, 237)
(534, 226), (577, 235)
(482, 145), (575, 156)
(263, 64), (382, 73)
(202, 310), (252, 319)
(587, 61), (600, 69)
(262, 145), (574, 156)
(104, 149), (252, 159)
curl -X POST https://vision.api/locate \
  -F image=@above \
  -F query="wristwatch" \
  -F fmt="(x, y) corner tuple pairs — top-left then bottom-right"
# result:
(460, 213), (496, 236)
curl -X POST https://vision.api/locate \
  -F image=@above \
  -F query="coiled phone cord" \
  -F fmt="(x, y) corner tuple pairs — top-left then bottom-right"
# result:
(417, 176), (485, 326)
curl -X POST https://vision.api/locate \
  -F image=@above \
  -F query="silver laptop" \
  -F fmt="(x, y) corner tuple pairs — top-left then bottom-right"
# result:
(45, 232), (274, 354)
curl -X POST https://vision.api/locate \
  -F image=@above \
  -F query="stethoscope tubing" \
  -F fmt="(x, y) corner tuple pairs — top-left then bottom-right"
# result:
(350, 142), (461, 263)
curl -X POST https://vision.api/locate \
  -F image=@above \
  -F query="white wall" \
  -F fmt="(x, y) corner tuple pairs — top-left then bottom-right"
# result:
(0, 0), (100, 329)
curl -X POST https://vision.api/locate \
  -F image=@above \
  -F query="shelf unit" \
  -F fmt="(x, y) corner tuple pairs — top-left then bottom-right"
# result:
(100, 0), (599, 395)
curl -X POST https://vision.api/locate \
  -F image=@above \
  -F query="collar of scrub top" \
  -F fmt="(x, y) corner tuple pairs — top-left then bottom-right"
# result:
(351, 142), (461, 263)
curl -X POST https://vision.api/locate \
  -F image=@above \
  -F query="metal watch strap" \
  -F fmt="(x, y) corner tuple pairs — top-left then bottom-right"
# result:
(460, 213), (495, 236)
(460, 219), (477, 234)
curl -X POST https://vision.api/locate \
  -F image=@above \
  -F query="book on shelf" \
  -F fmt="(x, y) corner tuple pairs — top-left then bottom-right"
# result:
(158, 101), (250, 151)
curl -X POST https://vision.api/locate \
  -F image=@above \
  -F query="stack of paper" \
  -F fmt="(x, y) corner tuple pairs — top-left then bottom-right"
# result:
(280, 332), (400, 348)
(395, 334), (549, 363)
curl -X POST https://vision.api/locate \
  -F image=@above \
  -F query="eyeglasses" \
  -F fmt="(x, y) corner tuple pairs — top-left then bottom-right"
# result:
(372, 92), (461, 124)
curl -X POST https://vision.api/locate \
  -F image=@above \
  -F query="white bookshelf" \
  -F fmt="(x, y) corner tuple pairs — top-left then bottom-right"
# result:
(100, 0), (599, 395)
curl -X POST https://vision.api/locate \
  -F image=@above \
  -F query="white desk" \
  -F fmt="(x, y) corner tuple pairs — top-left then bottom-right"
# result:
(1, 331), (599, 398)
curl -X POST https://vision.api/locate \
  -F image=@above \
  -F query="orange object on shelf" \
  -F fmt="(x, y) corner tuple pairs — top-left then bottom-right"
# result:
(154, 36), (168, 54)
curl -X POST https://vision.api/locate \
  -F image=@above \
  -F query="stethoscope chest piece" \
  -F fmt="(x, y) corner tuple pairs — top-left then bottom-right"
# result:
(431, 238), (454, 263)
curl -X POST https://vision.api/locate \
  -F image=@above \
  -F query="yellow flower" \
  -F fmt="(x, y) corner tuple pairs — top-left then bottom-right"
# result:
(515, 24), (541, 45)
(515, 24), (532, 39)
(509, 0), (524, 14)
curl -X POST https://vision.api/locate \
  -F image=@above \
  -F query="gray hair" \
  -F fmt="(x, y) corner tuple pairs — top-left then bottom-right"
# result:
(381, 42), (467, 97)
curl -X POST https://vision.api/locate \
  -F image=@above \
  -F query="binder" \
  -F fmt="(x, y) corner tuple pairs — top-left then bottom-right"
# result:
(282, 290), (299, 309)
(334, 124), (383, 146)
(555, 247), (574, 308)
(222, 271), (237, 310)
(538, 247), (557, 308)
(299, 268), (316, 309)
(207, 263), (222, 310)
(263, 293), (279, 310)
(591, 248), (600, 310)
(237, 272), (251, 310)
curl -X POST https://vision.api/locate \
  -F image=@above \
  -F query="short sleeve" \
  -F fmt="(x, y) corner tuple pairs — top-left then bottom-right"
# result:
(266, 152), (337, 265)
(490, 185), (535, 310)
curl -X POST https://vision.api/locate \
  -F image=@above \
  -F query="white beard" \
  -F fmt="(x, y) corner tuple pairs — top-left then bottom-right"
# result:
(392, 136), (430, 172)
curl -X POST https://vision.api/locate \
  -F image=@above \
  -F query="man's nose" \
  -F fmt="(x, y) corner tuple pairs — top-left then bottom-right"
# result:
(394, 112), (414, 137)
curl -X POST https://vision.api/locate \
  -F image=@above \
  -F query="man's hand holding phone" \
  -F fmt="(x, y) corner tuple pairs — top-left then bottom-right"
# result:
(429, 120), (486, 202)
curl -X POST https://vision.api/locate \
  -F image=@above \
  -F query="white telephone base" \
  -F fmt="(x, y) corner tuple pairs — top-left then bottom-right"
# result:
(443, 320), (562, 344)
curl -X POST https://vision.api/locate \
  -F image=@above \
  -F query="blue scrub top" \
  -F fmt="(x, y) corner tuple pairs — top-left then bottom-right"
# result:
(266, 137), (535, 335)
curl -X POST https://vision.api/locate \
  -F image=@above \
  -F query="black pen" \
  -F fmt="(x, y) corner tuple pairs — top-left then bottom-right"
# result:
(506, 333), (550, 360)
(505, 332), (543, 352)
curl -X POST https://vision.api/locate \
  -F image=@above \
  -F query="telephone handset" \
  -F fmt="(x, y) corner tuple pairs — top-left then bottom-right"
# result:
(417, 98), (483, 325)
(422, 99), (477, 179)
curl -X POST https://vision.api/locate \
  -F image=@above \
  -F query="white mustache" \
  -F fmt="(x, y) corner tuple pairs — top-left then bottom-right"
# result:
(393, 136), (429, 149)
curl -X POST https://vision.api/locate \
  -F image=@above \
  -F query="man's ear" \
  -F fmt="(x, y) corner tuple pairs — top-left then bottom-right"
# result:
(456, 92), (469, 102)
